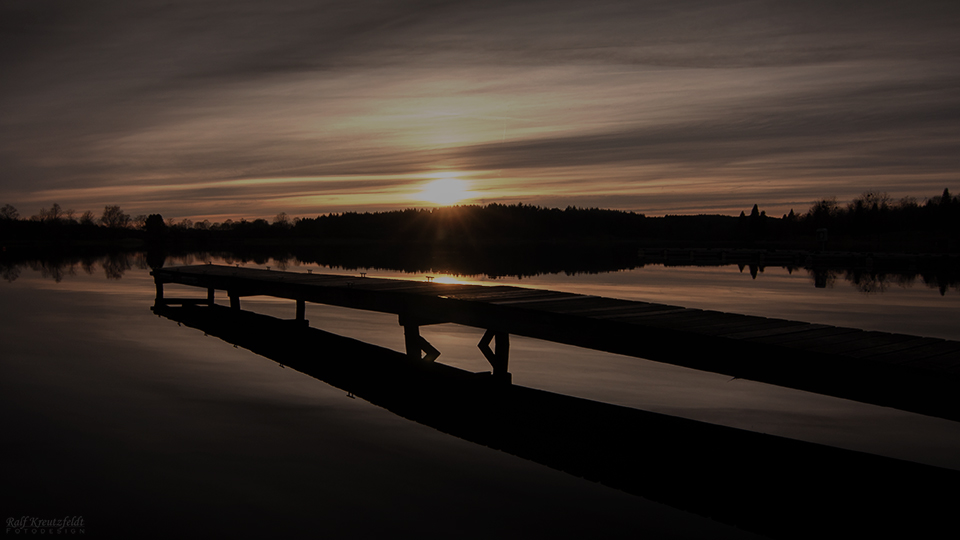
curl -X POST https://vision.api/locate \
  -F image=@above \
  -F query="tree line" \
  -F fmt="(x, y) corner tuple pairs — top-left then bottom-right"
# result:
(1, 203), (136, 228)
(736, 188), (959, 250)
(1, 188), (958, 253)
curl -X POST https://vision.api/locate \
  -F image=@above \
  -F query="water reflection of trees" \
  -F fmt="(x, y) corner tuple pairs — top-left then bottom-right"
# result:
(805, 268), (958, 295)
(840, 270), (924, 294)
(102, 253), (132, 279)
(845, 270), (892, 294)
(28, 259), (77, 283)
(2, 254), (138, 282)
(1, 249), (959, 295)
(2, 263), (20, 282)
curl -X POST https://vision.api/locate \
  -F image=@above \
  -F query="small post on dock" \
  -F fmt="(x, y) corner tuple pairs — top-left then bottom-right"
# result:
(155, 281), (164, 305)
(296, 298), (306, 323)
(207, 288), (215, 305)
(229, 292), (240, 310)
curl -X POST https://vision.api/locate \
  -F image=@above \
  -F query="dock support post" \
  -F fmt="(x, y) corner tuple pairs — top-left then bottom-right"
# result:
(479, 329), (511, 383)
(403, 324), (440, 363)
(296, 299), (305, 322)
(229, 293), (240, 310)
(207, 288), (215, 305)
(404, 324), (420, 362)
(155, 281), (164, 305)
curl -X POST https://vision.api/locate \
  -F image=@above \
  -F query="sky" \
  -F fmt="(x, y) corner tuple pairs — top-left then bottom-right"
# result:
(2, 0), (959, 221)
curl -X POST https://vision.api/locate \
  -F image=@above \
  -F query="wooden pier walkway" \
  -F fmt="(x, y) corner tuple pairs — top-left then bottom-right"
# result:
(152, 264), (960, 422)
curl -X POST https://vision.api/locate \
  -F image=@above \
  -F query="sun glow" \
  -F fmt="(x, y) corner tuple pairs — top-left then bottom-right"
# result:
(416, 177), (472, 206)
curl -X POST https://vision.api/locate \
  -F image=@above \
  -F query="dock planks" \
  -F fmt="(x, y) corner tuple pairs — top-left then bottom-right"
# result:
(153, 264), (960, 422)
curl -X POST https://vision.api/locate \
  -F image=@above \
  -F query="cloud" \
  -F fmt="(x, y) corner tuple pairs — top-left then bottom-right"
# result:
(1, 0), (959, 217)
(451, 65), (960, 170)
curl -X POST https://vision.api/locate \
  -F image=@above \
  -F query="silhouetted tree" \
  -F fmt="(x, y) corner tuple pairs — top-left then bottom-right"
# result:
(850, 191), (890, 213)
(806, 198), (838, 229)
(37, 203), (64, 222)
(101, 205), (130, 228)
(0, 204), (18, 220)
(144, 214), (166, 239)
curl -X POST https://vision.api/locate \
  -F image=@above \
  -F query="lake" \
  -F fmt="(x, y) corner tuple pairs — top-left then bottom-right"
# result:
(3, 253), (959, 538)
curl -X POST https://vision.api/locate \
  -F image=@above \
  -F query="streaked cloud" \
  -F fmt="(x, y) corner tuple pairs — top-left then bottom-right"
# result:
(2, 0), (958, 219)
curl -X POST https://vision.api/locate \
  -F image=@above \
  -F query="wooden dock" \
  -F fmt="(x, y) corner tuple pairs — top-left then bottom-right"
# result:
(152, 264), (960, 422)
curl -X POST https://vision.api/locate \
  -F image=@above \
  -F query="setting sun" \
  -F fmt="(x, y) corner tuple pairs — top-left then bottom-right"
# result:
(417, 177), (472, 206)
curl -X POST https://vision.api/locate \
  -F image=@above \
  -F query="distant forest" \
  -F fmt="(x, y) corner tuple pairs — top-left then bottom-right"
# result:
(2, 189), (958, 256)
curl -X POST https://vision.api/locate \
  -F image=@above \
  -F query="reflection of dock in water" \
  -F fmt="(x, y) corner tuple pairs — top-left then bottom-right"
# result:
(152, 302), (959, 540)
(153, 265), (960, 423)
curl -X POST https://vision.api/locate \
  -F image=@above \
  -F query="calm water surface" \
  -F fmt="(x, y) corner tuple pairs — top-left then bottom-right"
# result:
(3, 255), (958, 537)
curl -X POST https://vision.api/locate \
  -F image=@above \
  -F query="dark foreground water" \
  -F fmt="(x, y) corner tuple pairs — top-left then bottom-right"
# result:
(3, 255), (959, 538)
